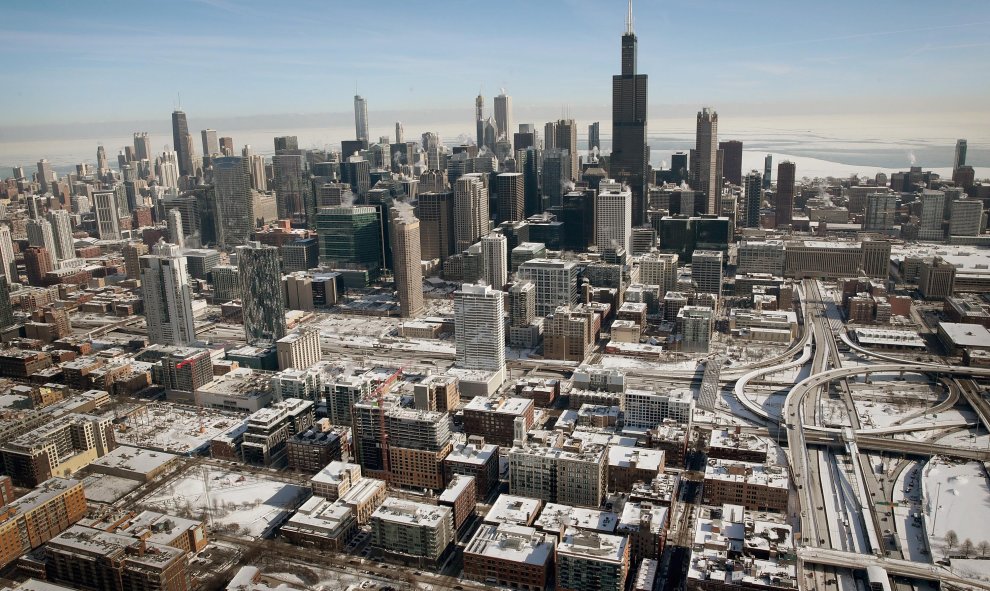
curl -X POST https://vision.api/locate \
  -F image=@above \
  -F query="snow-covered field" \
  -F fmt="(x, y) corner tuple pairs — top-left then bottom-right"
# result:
(890, 461), (930, 563)
(922, 458), (990, 562)
(141, 466), (309, 539)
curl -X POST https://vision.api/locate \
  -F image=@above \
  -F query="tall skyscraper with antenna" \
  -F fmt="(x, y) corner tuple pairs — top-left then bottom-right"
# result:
(693, 107), (719, 214)
(354, 95), (369, 144)
(611, 0), (649, 225)
(171, 110), (193, 176)
(475, 93), (485, 147)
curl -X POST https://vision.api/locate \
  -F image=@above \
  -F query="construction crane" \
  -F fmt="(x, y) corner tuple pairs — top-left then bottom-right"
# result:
(372, 366), (405, 484)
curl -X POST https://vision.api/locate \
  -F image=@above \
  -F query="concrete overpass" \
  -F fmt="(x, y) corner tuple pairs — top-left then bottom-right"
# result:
(804, 430), (990, 461)
(798, 547), (990, 590)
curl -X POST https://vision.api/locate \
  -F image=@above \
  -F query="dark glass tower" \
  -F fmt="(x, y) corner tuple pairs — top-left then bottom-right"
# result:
(171, 110), (192, 176)
(611, 1), (649, 225)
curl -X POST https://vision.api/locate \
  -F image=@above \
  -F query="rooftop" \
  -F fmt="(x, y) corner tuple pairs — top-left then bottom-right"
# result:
(607, 445), (665, 472)
(371, 497), (451, 529)
(535, 503), (619, 534)
(704, 459), (789, 489)
(89, 445), (179, 476)
(464, 523), (554, 566)
(484, 494), (542, 526)
(557, 527), (627, 563)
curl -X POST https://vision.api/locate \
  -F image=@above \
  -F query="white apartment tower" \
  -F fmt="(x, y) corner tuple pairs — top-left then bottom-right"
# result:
(141, 242), (197, 346)
(92, 190), (122, 240)
(454, 283), (505, 374)
(455, 173), (490, 251)
(919, 190), (946, 241)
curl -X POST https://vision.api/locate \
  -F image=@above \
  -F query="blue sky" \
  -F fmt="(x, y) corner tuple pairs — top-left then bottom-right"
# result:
(1, 0), (988, 127)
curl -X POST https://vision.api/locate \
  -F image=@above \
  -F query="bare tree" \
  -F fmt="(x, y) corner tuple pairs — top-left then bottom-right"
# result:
(962, 538), (975, 557)
(946, 530), (959, 552)
(979, 540), (990, 557)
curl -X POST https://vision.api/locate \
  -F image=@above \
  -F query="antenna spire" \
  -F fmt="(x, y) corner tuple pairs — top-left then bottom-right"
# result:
(626, 0), (634, 34)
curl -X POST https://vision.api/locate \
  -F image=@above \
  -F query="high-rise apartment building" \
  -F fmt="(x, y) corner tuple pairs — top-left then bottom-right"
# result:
(775, 161), (796, 227)
(237, 241), (286, 346)
(494, 90), (512, 141)
(201, 128), (219, 156)
(481, 233), (508, 289)
(691, 250), (724, 296)
(864, 193), (898, 231)
(454, 283), (505, 374)
(0, 225), (16, 279)
(92, 190), (122, 240)
(595, 185), (633, 255)
(141, 242), (196, 346)
(214, 156), (254, 247)
(611, 6), (649, 225)
(742, 171), (762, 229)
(678, 305), (714, 352)
(133, 132), (151, 162)
(919, 189), (946, 241)
(496, 172), (524, 222)
(693, 108), (719, 214)
(354, 95), (369, 144)
(166, 209), (184, 249)
(950, 199), (983, 237)
(47, 210), (75, 263)
(639, 252), (678, 293)
(718, 140), (743, 186)
(390, 209), (424, 318)
(455, 173), (489, 251)
(475, 94), (485, 147)
(25, 218), (56, 262)
(517, 259), (579, 317)
(36, 159), (54, 193)
(276, 328), (321, 371)
(508, 436), (608, 508)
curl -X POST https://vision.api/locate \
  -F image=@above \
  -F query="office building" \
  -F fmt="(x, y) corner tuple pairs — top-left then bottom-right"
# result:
(763, 154), (772, 189)
(272, 153), (309, 224)
(588, 121), (601, 152)
(463, 396), (534, 448)
(639, 252), (679, 293)
(737, 240), (785, 276)
(26, 219), (57, 265)
(494, 90), (512, 141)
(370, 498), (454, 567)
(455, 173), (490, 251)
(390, 209), (425, 317)
(237, 241), (286, 346)
(0, 225), (16, 279)
(678, 306), (714, 353)
(611, 7), (649, 224)
(693, 108), (719, 214)
(623, 388), (694, 429)
(454, 283), (506, 375)
(481, 233), (508, 289)
(517, 259), (579, 317)
(542, 148), (572, 208)
(864, 193), (898, 231)
(316, 206), (383, 274)
(691, 250), (724, 295)
(165, 209), (184, 248)
(201, 128), (219, 156)
(23, 247), (53, 286)
(354, 95), (369, 144)
(742, 170), (762, 228)
(214, 156), (254, 247)
(171, 109), (193, 176)
(36, 159), (54, 193)
(955, 139), (968, 169)
(554, 119), (579, 183)
(141, 242), (196, 347)
(133, 132), (151, 161)
(276, 328), (321, 370)
(919, 189), (946, 241)
(950, 199), (983, 237)
(544, 307), (594, 362)
(775, 161), (796, 226)
(93, 190), (122, 240)
(417, 191), (456, 261)
(496, 172), (524, 222)
(596, 185), (633, 255)
(46, 210), (75, 263)
(0, 277), (13, 330)
(718, 140), (743, 186)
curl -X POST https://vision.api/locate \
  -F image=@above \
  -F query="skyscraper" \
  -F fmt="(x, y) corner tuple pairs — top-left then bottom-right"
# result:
(588, 122), (600, 153)
(26, 218), (57, 260)
(544, 121), (557, 150)
(919, 190), (946, 241)
(23, 247), (53, 286)
(481, 233), (508, 289)
(201, 129), (219, 156)
(743, 171), (762, 229)
(141, 242), (196, 346)
(395, 121), (404, 144)
(718, 140), (743, 186)
(693, 108), (719, 215)
(763, 154), (773, 189)
(595, 184), (633, 255)
(454, 283), (505, 375)
(133, 132), (152, 162)
(475, 94), (485, 148)
(92, 190), (122, 240)
(542, 149), (571, 209)
(454, 173), (489, 251)
(611, 2), (649, 225)
(954, 139), (968, 169)
(171, 110), (194, 176)
(775, 161), (796, 227)
(354, 95), (369, 144)
(243, 145), (268, 191)
(274, 136), (299, 153)
(496, 172), (524, 222)
(0, 225), (16, 279)
(272, 153), (309, 224)
(417, 191), (456, 262)
(389, 208), (424, 318)
(167, 209), (185, 249)
(237, 241), (286, 346)
(494, 90), (512, 141)
(96, 145), (108, 174)
(0, 276), (13, 330)
(36, 159), (54, 193)
(214, 156), (254, 247)
(46, 210), (75, 263)
(692, 250), (724, 296)
(864, 193), (898, 231)
(554, 120), (579, 183)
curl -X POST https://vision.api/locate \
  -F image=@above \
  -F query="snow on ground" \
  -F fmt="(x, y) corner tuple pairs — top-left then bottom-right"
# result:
(949, 559), (990, 584)
(938, 428), (990, 449)
(855, 400), (928, 429)
(821, 399), (852, 428)
(141, 466), (309, 539)
(922, 457), (990, 562)
(891, 461), (930, 563)
(599, 355), (699, 372)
